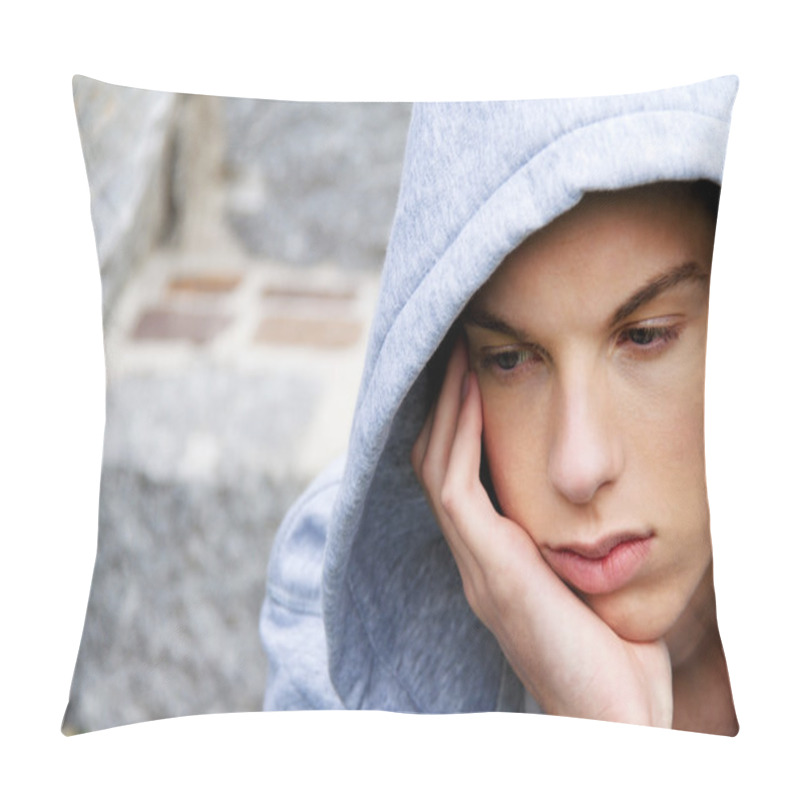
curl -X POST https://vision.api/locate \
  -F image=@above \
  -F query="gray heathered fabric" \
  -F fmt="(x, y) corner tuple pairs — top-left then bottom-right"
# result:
(261, 77), (738, 712)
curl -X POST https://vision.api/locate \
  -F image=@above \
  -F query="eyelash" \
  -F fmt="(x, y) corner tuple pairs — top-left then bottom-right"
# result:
(617, 323), (682, 354)
(480, 347), (543, 376)
(478, 323), (682, 378)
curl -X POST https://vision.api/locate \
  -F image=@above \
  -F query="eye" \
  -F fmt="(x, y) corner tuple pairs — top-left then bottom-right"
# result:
(494, 350), (527, 370)
(480, 346), (542, 375)
(625, 327), (664, 346)
(618, 323), (681, 353)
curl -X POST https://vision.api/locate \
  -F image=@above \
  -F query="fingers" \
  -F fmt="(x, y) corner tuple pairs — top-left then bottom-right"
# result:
(440, 369), (486, 524)
(411, 335), (537, 607)
(411, 336), (468, 487)
(410, 402), (434, 477)
(411, 337), (483, 579)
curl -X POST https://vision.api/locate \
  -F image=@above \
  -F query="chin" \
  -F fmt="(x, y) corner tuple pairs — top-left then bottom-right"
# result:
(586, 591), (682, 644)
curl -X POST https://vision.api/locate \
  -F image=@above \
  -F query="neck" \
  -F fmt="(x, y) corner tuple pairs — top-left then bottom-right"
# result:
(665, 564), (738, 735)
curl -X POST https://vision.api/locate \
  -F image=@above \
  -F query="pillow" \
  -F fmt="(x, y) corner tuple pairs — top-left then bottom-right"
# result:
(63, 75), (411, 733)
(66, 75), (738, 735)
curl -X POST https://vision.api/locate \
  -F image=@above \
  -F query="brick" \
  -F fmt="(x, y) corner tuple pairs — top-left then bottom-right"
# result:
(168, 274), (242, 293)
(262, 285), (356, 302)
(131, 309), (231, 344)
(255, 317), (362, 348)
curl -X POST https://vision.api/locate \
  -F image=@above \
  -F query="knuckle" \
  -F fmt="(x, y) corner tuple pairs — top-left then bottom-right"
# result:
(419, 454), (439, 489)
(462, 580), (478, 612)
(439, 477), (459, 517)
(460, 572), (482, 608)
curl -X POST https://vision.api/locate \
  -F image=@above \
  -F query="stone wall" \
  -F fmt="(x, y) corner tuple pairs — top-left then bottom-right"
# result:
(221, 98), (411, 269)
(73, 76), (412, 318)
(64, 77), (411, 732)
(73, 77), (177, 319)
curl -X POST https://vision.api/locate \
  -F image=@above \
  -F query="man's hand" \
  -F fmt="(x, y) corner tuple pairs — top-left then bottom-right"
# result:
(411, 337), (673, 727)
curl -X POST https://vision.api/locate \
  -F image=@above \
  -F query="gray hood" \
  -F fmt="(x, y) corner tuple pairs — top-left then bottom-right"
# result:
(322, 77), (738, 712)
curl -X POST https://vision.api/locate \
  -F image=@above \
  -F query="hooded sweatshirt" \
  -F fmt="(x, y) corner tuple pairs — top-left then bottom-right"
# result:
(260, 76), (738, 714)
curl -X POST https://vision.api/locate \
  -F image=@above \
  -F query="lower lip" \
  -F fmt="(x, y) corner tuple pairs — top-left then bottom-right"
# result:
(545, 536), (653, 595)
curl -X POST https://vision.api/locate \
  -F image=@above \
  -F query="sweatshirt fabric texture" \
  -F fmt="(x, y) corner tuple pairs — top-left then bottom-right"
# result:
(260, 77), (738, 713)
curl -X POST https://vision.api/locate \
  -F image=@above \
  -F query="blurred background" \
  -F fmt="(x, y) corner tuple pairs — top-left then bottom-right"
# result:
(63, 77), (412, 733)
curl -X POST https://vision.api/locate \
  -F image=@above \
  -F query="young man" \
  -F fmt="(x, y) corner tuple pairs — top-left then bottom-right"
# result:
(260, 77), (738, 734)
(413, 181), (736, 733)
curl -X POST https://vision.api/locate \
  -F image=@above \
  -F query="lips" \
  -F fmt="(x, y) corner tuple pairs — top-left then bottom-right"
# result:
(544, 532), (654, 595)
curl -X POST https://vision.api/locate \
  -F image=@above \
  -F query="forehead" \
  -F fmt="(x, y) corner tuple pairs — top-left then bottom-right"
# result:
(471, 183), (715, 316)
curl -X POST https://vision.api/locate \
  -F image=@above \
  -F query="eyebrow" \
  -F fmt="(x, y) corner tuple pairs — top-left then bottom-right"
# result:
(608, 260), (709, 327)
(464, 260), (709, 338)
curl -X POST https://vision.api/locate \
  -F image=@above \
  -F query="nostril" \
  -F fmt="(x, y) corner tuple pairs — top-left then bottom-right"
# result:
(547, 397), (622, 505)
(549, 459), (613, 505)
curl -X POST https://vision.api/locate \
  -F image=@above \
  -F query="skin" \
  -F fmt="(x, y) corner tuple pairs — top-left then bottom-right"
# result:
(411, 183), (738, 734)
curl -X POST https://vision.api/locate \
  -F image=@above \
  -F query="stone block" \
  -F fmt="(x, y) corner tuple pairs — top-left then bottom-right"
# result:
(73, 77), (177, 320)
(131, 308), (232, 345)
(63, 367), (322, 732)
(221, 100), (412, 269)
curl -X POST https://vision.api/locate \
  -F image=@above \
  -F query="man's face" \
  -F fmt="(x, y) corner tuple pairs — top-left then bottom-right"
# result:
(464, 183), (715, 642)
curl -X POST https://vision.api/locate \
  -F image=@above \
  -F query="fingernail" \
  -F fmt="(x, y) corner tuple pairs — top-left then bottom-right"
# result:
(461, 370), (471, 401)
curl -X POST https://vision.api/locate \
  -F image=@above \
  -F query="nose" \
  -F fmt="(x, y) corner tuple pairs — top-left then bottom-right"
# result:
(547, 371), (623, 505)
